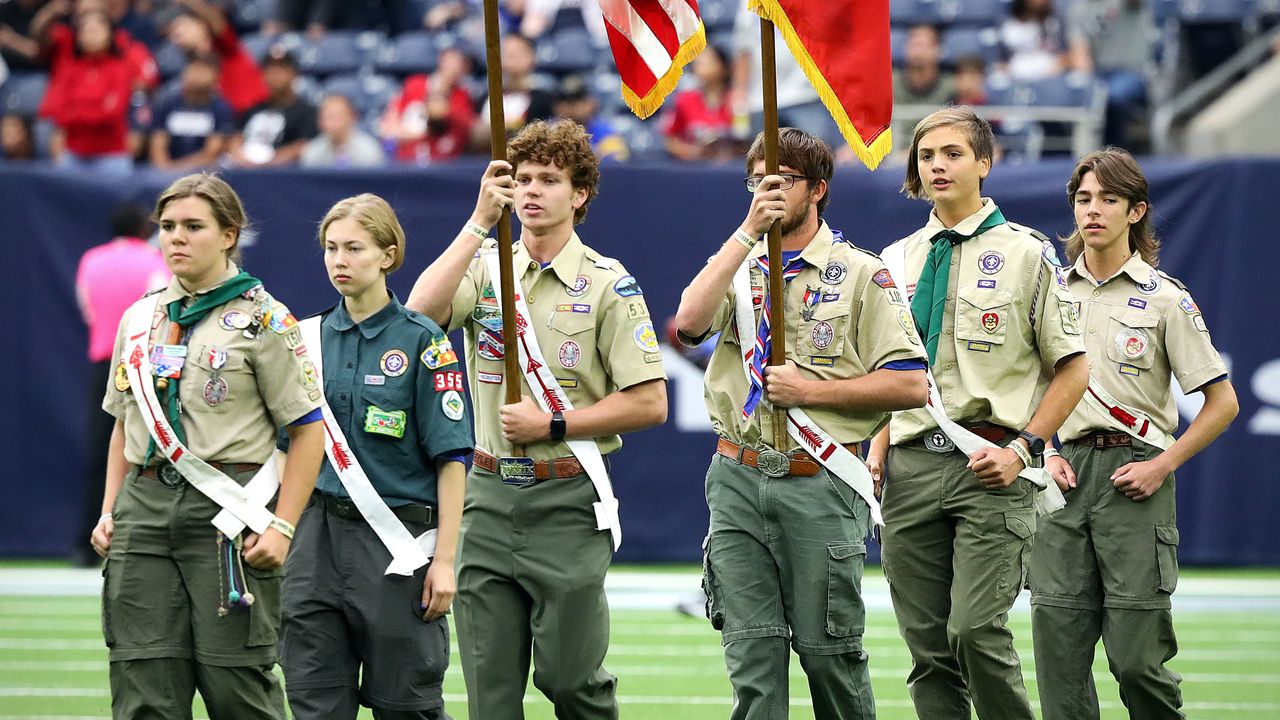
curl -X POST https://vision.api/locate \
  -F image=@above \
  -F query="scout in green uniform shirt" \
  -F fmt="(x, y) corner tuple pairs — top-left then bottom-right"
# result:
(675, 128), (928, 720)
(278, 195), (473, 720)
(1030, 150), (1238, 720)
(406, 120), (668, 720)
(865, 108), (1089, 720)
(91, 174), (325, 720)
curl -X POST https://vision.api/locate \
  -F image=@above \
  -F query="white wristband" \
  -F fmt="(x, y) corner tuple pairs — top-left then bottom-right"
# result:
(463, 222), (489, 240)
(268, 517), (296, 540)
(732, 228), (757, 251)
(99, 513), (112, 522)
(1007, 439), (1034, 469)
(1043, 446), (1061, 459)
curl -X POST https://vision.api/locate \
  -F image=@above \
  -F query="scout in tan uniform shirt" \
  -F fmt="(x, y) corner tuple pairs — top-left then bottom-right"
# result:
(1030, 149), (1238, 720)
(675, 128), (928, 720)
(406, 120), (667, 720)
(866, 107), (1088, 720)
(90, 174), (325, 720)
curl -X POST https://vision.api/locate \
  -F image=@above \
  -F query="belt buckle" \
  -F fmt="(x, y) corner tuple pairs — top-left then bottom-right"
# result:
(499, 457), (537, 487)
(756, 449), (790, 478)
(158, 463), (185, 487)
(924, 431), (955, 454)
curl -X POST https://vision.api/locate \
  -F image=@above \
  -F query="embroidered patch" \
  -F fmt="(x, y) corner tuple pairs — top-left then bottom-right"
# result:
(978, 250), (1005, 275)
(150, 345), (186, 379)
(1178, 293), (1199, 315)
(364, 374), (385, 385)
(285, 328), (303, 350)
(364, 405), (407, 438)
(441, 390), (465, 421)
(1119, 364), (1141, 377)
(556, 303), (592, 314)
(644, 353), (663, 364)
(1136, 270), (1161, 295)
(898, 309), (919, 344)
(1043, 242), (1063, 267)
(219, 309), (250, 331)
(557, 377), (579, 388)
(380, 349), (409, 377)
(293, 345), (308, 357)
(114, 363), (130, 392)
(477, 371), (503, 384)
(1061, 301), (1081, 335)
(480, 284), (499, 304)
(300, 360), (319, 390)
(613, 275), (643, 297)
(821, 292), (841, 302)
(434, 370), (465, 392)
(967, 341), (992, 352)
(811, 321), (835, 350)
(981, 312), (1000, 333)
(1116, 327), (1149, 359)
(420, 337), (458, 369)
(977, 279), (996, 289)
(822, 261), (847, 285)
(809, 356), (835, 366)
(884, 289), (904, 306)
(1128, 298), (1147, 309)
(872, 268), (896, 288)
(472, 305), (503, 332)
(751, 285), (765, 307)
(267, 303), (297, 334)
(558, 340), (582, 369)
(633, 320), (659, 353)
(478, 329), (504, 360)
(1054, 267), (1068, 289)
(565, 275), (592, 297)
(626, 300), (648, 319)
(1193, 315), (1208, 333)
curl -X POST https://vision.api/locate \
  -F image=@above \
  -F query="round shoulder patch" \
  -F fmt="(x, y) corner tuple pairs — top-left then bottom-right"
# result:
(441, 389), (465, 421)
(633, 320), (659, 353)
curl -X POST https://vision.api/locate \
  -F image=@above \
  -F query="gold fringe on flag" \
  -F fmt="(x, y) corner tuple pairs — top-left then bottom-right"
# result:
(622, 24), (707, 119)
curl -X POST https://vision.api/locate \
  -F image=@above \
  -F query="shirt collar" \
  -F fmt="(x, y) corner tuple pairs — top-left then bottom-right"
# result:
(513, 232), (587, 287)
(922, 198), (1000, 239)
(750, 221), (837, 271)
(1067, 251), (1153, 287)
(158, 262), (240, 304)
(324, 290), (404, 339)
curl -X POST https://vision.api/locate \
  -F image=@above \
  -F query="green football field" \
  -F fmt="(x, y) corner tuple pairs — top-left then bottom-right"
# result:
(2, 565), (1278, 719)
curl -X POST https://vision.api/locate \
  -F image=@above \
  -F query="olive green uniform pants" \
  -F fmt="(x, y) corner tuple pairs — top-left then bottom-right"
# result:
(454, 466), (616, 720)
(880, 440), (1037, 720)
(1029, 439), (1183, 720)
(103, 466), (285, 720)
(702, 453), (876, 720)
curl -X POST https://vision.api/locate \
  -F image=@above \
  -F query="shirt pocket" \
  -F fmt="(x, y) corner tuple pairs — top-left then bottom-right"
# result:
(955, 287), (1014, 346)
(547, 310), (596, 371)
(795, 302), (848, 358)
(188, 343), (248, 414)
(1105, 308), (1160, 371)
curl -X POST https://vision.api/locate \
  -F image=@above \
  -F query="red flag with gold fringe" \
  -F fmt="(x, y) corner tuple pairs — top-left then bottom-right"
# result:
(600, 0), (706, 119)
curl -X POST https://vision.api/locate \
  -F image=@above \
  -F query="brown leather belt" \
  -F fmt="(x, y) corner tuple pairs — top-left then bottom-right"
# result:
(473, 449), (585, 481)
(715, 437), (860, 478)
(1074, 430), (1133, 449)
(314, 492), (436, 527)
(137, 461), (261, 487)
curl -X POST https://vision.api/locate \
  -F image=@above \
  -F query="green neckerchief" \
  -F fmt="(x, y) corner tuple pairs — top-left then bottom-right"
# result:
(144, 271), (262, 465)
(910, 207), (1006, 365)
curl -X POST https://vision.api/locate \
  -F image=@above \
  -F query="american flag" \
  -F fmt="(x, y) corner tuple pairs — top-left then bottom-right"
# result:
(600, 0), (705, 119)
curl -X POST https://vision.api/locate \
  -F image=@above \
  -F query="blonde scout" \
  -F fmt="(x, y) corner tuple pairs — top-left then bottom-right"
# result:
(902, 106), (995, 200)
(318, 194), (407, 273)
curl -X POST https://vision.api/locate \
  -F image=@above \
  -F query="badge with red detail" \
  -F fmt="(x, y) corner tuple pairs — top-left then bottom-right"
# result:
(872, 268), (896, 289)
(1117, 327), (1149, 359)
(558, 340), (582, 369)
(982, 312), (1000, 333)
(434, 370), (464, 392)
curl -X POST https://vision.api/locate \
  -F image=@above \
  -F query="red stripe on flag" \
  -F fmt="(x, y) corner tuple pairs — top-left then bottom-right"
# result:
(605, 20), (659, 97)
(630, 0), (680, 56)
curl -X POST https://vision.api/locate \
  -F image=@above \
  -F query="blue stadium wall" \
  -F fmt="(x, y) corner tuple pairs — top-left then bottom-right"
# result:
(2, 158), (1277, 564)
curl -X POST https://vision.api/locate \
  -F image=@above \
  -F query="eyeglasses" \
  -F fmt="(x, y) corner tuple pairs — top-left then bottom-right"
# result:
(744, 173), (811, 192)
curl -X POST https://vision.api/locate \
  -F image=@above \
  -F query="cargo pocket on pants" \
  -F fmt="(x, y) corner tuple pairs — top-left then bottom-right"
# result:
(100, 560), (115, 647)
(1156, 524), (1180, 594)
(244, 565), (283, 648)
(825, 542), (867, 638)
(999, 511), (1035, 596)
(701, 534), (725, 630)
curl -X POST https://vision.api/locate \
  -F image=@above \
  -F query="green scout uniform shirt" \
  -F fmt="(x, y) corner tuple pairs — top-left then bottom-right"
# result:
(1058, 253), (1227, 442)
(889, 200), (1087, 444)
(695, 222), (927, 449)
(103, 263), (322, 466)
(308, 293), (474, 507)
(448, 233), (668, 460)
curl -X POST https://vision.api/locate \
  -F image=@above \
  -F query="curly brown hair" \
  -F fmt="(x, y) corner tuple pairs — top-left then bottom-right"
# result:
(508, 120), (600, 224)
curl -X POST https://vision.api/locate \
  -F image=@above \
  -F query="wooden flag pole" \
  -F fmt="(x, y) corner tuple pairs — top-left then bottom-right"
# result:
(482, 0), (523, 455)
(760, 18), (788, 452)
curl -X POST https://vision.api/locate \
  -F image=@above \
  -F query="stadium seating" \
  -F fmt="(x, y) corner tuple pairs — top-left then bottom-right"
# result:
(0, 73), (47, 117)
(536, 27), (601, 76)
(373, 31), (439, 76)
(941, 26), (1001, 66)
(296, 31), (383, 77)
(936, 0), (1009, 27)
(153, 42), (188, 80)
(322, 72), (398, 128)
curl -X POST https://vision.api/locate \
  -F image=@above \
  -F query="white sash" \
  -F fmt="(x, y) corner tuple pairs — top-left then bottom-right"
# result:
(299, 318), (437, 576)
(482, 251), (622, 551)
(881, 241), (1066, 517)
(1081, 378), (1174, 450)
(729, 262), (884, 527)
(123, 294), (281, 538)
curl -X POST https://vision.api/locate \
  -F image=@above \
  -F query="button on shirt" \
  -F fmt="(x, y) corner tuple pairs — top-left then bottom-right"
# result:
(448, 234), (668, 460)
(308, 294), (474, 507)
(1058, 253), (1227, 442)
(888, 200), (1086, 444)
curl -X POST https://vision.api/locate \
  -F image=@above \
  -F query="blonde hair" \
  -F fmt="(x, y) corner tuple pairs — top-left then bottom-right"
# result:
(154, 173), (248, 263)
(318, 194), (406, 273)
(1064, 148), (1159, 267)
(902, 106), (995, 200)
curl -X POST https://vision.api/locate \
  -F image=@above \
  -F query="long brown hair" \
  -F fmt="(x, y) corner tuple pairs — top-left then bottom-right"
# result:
(1064, 148), (1159, 266)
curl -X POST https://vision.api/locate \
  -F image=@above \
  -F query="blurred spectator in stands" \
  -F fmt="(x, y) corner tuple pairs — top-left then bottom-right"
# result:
(1068, 0), (1148, 150)
(105, 0), (159, 50)
(519, 0), (605, 42)
(951, 55), (989, 107)
(999, 0), (1069, 82)
(265, 0), (417, 36)
(0, 112), (36, 160)
(894, 24), (954, 106)
(731, 5), (843, 152)
(148, 53), (233, 170)
(553, 73), (627, 162)
(663, 44), (737, 162)
(423, 0), (480, 33)
(302, 92), (386, 168)
(33, 0), (159, 91)
(38, 10), (134, 174)
(167, 0), (268, 117)
(264, 0), (336, 39)
(72, 203), (168, 566)
(226, 44), (316, 167)
(381, 44), (475, 164)
(471, 33), (553, 150)
(0, 0), (42, 72)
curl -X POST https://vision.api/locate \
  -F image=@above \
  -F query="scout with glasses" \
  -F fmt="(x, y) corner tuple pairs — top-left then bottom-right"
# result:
(1029, 148), (1238, 720)
(675, 127), (928, 719)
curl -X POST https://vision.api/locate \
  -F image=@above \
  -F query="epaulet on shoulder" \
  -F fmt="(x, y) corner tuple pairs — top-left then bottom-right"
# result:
(584, 245), (623, 273)
(404, 308), (445, 335)
(1156, 270), (1188, 292)
(1006, 221), (1052, 244)
(847, 244), (882, 260)
(142, 288), (163, 298)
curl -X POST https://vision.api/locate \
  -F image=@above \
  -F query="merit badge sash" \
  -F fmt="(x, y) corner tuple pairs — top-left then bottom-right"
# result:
(730, 261), (884, 527)
(881, 240), (1066, 517)
(482, 250), (622, 551)
(123, 294), (280, 537)
(299, 318), (437, 575)
(1082, 378), (1174, 450)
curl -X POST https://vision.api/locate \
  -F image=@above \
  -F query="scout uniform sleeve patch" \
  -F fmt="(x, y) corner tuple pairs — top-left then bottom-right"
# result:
(613, 275), (643, 297)
(364, 405), (407, 438)
(114, 363), (130, 392)
(872, 268), (896, 288)
(266, 302), (299, 334)
(433, 370), (465, 392)
(633, 320), (659, 353)
(1178, 293), (1200, 315)
(626, 300), (648, 319)
(420, 337), (458, 369)
(441, 389), (465, 421)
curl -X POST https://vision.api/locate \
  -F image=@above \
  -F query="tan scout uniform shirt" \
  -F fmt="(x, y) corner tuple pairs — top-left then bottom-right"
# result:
(448, 233), (668, 460)
(696, 223), (926, 450)
(102, 264), (323, 466)
(1058, 253), (1227, 442)
(889, 200), (1086, 444)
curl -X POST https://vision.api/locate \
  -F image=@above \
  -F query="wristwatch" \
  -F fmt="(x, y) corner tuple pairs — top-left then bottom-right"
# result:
(550, 411), (567, 442)
(1017, 430), (1046, 456)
